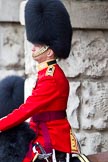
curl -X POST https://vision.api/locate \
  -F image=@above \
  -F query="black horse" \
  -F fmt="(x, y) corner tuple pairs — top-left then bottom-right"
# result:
(0, 76), (35, 162)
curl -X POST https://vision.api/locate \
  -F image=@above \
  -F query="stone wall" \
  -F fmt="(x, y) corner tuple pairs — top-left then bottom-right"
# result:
(0, 0), (25, 80)
(20, 0), (108, 155)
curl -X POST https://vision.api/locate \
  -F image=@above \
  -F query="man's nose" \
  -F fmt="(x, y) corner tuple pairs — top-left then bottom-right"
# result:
(32, 46), (36, 52)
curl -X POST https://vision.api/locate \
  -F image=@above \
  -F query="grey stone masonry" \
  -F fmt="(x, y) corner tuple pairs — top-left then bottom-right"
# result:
(20, 0), (108, 156)
(0, 0), (25, 80)
(0, 23), (25, 79)
(0, 0), (23, 22)
(58, 30), (108, 78)
(69, 1), (108, 29)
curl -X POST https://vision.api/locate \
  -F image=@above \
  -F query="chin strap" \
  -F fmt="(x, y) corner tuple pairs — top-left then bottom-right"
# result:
(32, 45), (49, 58)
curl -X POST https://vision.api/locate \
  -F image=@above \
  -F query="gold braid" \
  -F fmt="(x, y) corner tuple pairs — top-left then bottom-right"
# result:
(32, 45), (49, 58)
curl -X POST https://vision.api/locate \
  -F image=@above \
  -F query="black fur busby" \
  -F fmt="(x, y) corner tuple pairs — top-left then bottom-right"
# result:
(0, 76), (35, 162)
(0, 76), (24, 118)
(25, 0), (72, 59)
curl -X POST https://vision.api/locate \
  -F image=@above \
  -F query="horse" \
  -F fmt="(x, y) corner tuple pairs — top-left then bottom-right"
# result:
(0, 76), (35, 162)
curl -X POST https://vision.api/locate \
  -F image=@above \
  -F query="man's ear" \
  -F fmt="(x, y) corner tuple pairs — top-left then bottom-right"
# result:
(47, 49), (54, 57)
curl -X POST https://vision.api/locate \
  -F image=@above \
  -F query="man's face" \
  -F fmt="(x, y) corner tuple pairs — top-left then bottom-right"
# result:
(32, 44), (48, 63)
(32, 44), (43, 56)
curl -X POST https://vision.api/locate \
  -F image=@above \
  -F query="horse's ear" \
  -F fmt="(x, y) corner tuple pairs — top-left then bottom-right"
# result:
(0, 75), (25, 118)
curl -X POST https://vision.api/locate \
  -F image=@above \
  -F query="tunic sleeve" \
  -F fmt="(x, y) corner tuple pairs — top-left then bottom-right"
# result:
(0, 77), (59, 131)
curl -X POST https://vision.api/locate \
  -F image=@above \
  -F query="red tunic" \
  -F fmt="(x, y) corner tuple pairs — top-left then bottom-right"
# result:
(0, 60), (73, 161)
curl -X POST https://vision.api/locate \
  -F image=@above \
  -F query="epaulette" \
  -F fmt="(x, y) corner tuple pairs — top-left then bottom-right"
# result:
(45, 65), (55, 76)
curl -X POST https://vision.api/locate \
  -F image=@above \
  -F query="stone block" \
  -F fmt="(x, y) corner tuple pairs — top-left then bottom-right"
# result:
(0, 24), (24, 68)
(67, 81), (80, 129)
(19, 1), (26, 25)
(58, 30), (108, 78)
(70, 1), (108, 29)
(76, 132), (102, 155)
(24, 75), (38, 101)
(101, 132), (108, 152)
(0, 0), (23, 22)
(24, 39), (37, 75)
(81, 81), (108, 131)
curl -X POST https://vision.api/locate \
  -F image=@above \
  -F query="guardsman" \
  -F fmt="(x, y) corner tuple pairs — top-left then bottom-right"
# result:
(0, 0), (80, 161)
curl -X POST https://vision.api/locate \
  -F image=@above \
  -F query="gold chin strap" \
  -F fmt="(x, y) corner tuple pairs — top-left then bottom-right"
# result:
(32, 45), (49, 58)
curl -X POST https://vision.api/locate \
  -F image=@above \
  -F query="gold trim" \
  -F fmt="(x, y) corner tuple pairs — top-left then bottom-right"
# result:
(37, 62), (48, 71)
(37, 59), (56, 71)
(70, 129), (80, 154)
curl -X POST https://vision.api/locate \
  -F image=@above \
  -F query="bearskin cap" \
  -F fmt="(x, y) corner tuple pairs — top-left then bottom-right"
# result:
(0, 76), (24, 118)
(25, 0), (72, 59)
